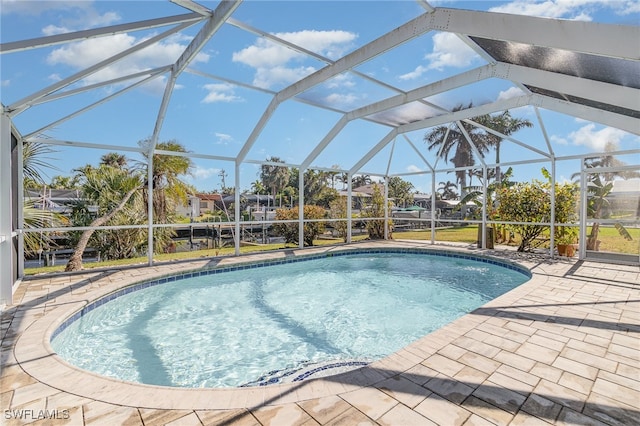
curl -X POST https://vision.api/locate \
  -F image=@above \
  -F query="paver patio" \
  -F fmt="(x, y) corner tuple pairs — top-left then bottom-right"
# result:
(1, 241), (638, 425)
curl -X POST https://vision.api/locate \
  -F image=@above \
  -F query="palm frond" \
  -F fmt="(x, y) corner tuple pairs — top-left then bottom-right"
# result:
(614, 223), (633, 241)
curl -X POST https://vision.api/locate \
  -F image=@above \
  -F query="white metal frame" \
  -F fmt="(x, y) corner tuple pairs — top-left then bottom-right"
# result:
(1, 1), (638, 304)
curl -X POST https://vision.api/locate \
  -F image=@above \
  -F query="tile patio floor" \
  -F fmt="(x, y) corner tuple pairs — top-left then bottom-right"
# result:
(1, 241), (638, 425)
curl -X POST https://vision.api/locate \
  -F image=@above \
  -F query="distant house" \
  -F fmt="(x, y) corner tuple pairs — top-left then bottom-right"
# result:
(196, 193), (223, 215)
(24, 188), (97, 215)
(175, 194), (201, 219)
(338, 188), (371, 211)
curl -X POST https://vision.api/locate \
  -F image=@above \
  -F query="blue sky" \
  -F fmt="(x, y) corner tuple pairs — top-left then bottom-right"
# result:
(1, 0), (638, 194)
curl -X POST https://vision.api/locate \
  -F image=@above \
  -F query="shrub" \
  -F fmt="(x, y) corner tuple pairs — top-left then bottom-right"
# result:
(329, 197), (348, 242)
(495, 174), (578, 252)
(274, 205), (326, 246)
(363, 184), (393, 240)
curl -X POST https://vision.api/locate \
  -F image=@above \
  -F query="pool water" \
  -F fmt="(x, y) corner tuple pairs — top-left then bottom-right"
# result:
(51, 252), (529, 388)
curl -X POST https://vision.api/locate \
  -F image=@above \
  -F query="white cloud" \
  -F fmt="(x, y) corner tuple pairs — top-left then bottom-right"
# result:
(325, 73), (355, 89)
(47, 73), (62, 82)
(425, 32), (480, 71)
(572, 12), (593, 22)
(41, 11), (120, 35)
(565, 124), (626, 150)
(399, 65), (428, 81)
(46, 33), (209, 92)
(401, 33), (479, 79)
(202, 83), (242, 103)
(1, 0), (87, 15)
(407, 165), (424, 173)
(324, 93), (359, 107)
(214, 133), (234, 145)
(232, 30), (357, 89)
(253, 66), (317, 89)
(192, 166), (221, 180)
(488, 0), (640, 20)
(497, 87), (525, 101)
(550, 134), (569, 145)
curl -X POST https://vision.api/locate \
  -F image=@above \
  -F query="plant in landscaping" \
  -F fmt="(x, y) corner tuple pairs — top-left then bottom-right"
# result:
(363, 184), (393, 240)
(273, 205), (326, 246)
(495, 169), (578, 252)
(329, 197), (349, 242)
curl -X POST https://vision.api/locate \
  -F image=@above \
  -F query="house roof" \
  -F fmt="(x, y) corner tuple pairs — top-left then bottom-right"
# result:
(196, 193), (223, 201)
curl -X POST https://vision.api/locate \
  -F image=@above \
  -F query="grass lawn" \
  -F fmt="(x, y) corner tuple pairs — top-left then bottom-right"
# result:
(24, 225), (637, 275)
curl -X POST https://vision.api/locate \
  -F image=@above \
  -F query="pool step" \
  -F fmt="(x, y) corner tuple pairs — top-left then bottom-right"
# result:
(241, 359), (371, 387)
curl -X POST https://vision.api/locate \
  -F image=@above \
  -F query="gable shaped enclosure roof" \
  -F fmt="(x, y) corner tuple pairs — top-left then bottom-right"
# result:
(1, 0), (639, 301)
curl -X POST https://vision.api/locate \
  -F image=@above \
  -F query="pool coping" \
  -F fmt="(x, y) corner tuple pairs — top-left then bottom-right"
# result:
(13, 241), (545, 411)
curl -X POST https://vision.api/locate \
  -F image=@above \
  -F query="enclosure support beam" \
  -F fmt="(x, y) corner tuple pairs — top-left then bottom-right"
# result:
(431, 172), (436, 244)
(17, 132), (24, 279)
(482, 166), (487, 249)
(579, 159), (588, 261)
(299, 170), (305, 249)
(384, 176), (389, 241)
(0, 114), (14, 305)
(234, 163), (241, 256)
(347, 176), (352, 244)
(550, 159), (557, 258)
(147, 147), (154, 266)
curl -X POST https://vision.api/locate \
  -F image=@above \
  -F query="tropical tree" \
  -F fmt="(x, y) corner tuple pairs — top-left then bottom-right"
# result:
(23, 141), (57, 189)
(438, 181), (458, 200)
(476, 110), (533, 181)
(22, 141), (64, 256)
(100, 152), (127, 168)
(139, 139), (194, 253)
(49, 175), (81, 189)
(338, 172), (349, 190)
(460, 167), (515, 214)
(572, 143), (637, 251)
(65, 164), (143, 271)
(250, 180), (266, 195)
(387, 176), (414, 207)
(352, 174), (372, 188)
(424, 103), (492, 210)
(583, 173), (633, 250)
(329, 165), (342, 190)
(282, 168), (338, 208)
(260, 156), (290, 204)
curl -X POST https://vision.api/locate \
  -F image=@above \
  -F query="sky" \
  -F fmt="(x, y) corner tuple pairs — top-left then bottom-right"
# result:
(1, 0), (639, 195)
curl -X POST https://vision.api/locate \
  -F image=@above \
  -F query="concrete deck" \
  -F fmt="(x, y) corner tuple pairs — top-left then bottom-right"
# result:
(1, 241), (639, 425)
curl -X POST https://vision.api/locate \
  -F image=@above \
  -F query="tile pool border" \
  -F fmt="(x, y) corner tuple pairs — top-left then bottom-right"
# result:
(51, 247), (531, 341)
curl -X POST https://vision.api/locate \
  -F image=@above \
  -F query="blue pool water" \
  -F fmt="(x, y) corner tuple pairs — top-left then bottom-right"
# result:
(51, 251), (529, 388)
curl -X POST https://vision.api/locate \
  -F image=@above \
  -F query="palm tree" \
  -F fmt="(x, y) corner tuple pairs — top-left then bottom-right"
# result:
(140, 140), (194, 253)
(139, 139), (194, 224)
(250, 180), (266, 195)
(438, 181), (458, 200)
(23, 141), (57, 189)
(352, 174), (372, 189)
(22, 141), (64, 255)
(424, 103), (492, 211)
(100, 152), (127, 168)
(260, 156), (290, 204)
(65, 165), (143, 271)
(572, 142), (638, 251)
(475, 110), (533, 182)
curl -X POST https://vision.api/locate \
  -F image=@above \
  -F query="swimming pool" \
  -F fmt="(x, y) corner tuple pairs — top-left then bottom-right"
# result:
(51, 249), (530, 388)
